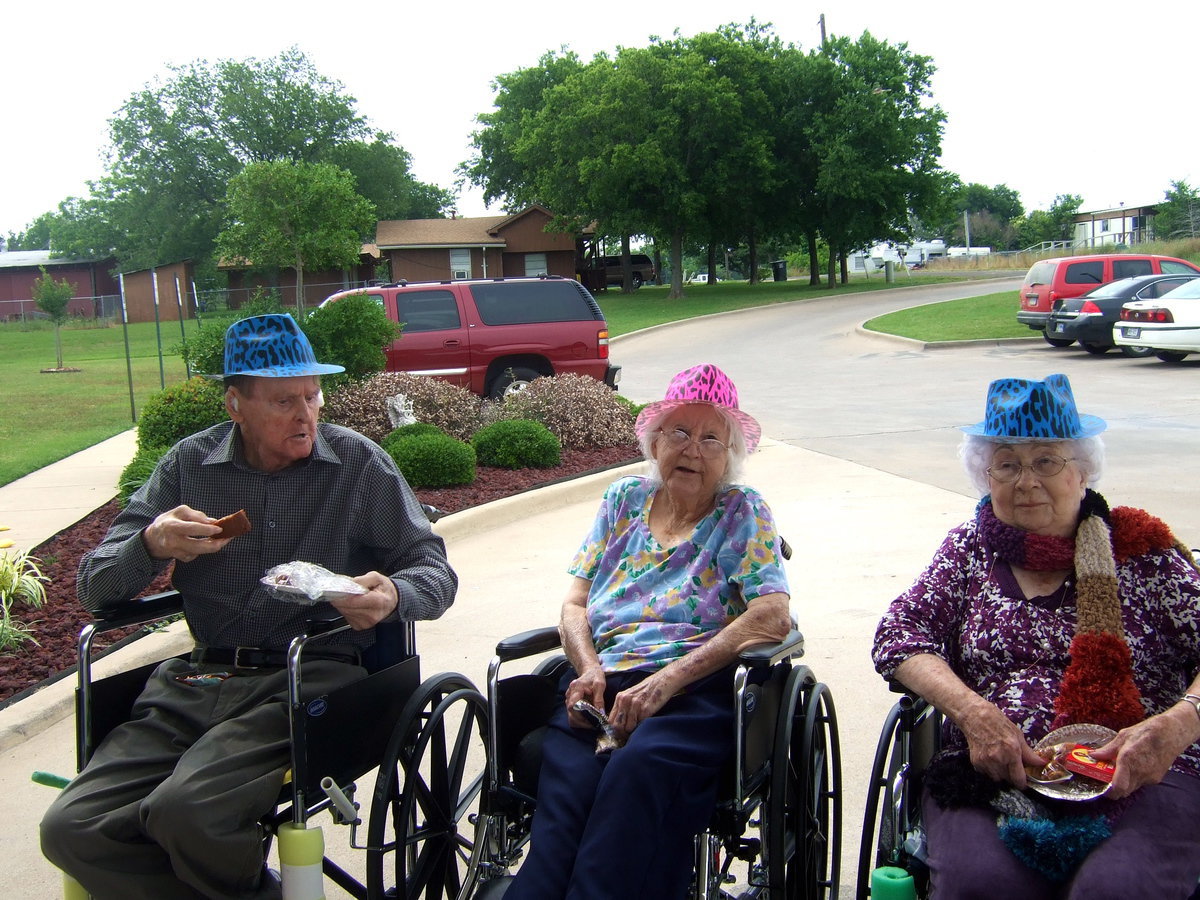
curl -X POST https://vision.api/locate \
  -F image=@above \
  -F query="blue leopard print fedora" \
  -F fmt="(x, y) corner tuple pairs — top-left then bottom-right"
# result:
(961, 374), (1105, 441)
(215, 314), (344, 378)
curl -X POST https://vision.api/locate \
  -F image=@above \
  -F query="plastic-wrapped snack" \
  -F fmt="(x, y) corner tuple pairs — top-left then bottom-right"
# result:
(260, 561), (367, 604)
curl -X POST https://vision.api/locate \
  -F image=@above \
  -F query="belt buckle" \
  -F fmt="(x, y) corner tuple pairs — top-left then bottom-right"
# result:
(233, 647), (260, 670)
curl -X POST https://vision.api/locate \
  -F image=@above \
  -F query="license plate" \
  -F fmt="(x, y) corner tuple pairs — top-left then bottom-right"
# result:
(1122, 327), (1141, 339)
(1054, 323), (1065, 333)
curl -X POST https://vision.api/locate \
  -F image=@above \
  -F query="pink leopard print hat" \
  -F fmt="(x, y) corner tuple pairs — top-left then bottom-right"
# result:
(635, 364), (762, 453)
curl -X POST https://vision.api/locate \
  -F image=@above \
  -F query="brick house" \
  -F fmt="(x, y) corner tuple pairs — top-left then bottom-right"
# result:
(0, 250), (119, 319)
(375, 205), (576, 283)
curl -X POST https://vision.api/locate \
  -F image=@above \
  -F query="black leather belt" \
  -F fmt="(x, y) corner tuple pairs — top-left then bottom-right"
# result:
(191, 646), (360, 669)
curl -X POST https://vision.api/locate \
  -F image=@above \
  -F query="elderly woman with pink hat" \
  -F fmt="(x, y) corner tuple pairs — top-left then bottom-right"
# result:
(505, 364), (792, 899)
(874, 374), (1200, 897)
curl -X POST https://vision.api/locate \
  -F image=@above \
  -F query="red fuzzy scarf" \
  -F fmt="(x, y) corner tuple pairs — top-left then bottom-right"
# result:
(980, 492), (1190, 731)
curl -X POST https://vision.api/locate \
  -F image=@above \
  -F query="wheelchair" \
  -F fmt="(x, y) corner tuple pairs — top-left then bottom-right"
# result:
(56, 588), (489, 900)
(855, 688), (942, 899)
(458, 623), (842, 899)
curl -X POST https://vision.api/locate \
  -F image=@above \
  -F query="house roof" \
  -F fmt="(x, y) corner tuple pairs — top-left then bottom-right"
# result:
(375, 205), (560, 249)
(0, 250), (102, 269)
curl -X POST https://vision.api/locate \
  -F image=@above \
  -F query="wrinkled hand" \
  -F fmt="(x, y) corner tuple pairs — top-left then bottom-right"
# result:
(330, 571), (398, 630)
(608, 672), (674, 741)
(1091, 712), (1193, 799)
(143, 506), (231, 562)
(960, 699), (1046, 788)
(565, 667), (607, 728)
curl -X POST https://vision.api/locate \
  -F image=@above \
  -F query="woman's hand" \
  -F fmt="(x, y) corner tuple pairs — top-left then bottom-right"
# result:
(608, 671), (674, 740)
(1091, 706), (1197, 799)
(565, 666), (607, 728)
(959, 698), (1048, 788)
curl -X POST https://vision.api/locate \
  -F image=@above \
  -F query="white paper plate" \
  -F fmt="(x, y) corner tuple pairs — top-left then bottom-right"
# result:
(1029, 723), (1116, 802)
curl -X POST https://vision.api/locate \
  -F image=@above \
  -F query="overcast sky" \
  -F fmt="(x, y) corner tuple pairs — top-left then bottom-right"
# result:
(3, 0), (1196, 238)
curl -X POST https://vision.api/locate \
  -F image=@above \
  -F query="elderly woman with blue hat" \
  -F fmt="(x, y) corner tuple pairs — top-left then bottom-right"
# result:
(505, 363), (793, 899)
(874, 374), (1200, 897)
(41, 314), (457, 900)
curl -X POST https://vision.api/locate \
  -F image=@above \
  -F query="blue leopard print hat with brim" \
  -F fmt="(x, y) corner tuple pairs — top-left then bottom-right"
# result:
(961, 373), (1105, 441)
(214, 314), (345, 378)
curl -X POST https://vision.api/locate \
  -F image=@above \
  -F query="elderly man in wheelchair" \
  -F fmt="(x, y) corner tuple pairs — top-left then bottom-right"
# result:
(39, 314), (457, 900)
(462, 365), (841, 900)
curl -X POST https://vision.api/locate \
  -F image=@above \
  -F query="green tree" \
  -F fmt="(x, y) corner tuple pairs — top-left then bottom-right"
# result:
(325, 135), (454, 220)
(1015, 194), (1083, 249)
(31, 267), (76, 369)
(806, 31), (946, 285)
(6, 212), (54, 251)
(216, 160), (376, 316)
(1154, 180), (1200, 240)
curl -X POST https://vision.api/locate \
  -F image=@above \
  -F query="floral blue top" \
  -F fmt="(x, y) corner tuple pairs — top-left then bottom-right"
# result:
(569, 476), (790, 672)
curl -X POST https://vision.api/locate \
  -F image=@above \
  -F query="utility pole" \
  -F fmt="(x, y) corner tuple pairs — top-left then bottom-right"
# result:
(963, 209), (971, 253)
(818, 13), (827, 44)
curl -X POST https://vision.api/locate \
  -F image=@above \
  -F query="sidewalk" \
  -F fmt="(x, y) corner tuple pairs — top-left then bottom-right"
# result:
(0, 434), (976, 898)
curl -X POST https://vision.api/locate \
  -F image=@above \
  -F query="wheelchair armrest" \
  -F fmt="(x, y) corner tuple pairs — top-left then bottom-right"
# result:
(305, 612), (348, 636)
(737, 628), (804, 668)
(90, 590), (184, 632)
(495, 626), (562, 662)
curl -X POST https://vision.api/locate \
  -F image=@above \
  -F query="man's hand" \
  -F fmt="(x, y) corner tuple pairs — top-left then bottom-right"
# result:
(142, 506), (232, 562)
(333, 571), (399, 630)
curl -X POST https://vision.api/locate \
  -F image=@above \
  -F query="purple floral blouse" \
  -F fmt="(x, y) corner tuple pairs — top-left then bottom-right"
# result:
(872, 514), (1200, 777)
(569, 476), (790, 673)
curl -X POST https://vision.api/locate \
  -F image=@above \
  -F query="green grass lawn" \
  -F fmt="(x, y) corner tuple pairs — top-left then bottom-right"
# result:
(0, 276), (1024, 487)
(862, 291), (1033, 342)
(598, 273), (967, 336)
(0, 319), (210, 485)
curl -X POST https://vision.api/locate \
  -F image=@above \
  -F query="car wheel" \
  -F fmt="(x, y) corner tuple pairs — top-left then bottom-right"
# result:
(1042, 333), (1074, 348)
(1156, 351), (1189, 363)
(1080, 343), (1110, 355)
(631, 272), (644, 289)
(1119, 344), (1156, 358)
(488, 366), (541, 399)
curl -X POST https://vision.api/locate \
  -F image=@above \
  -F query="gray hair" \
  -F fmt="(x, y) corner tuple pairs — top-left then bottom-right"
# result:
(638, 405), (749, 490)
(959, 433), (1105, 496)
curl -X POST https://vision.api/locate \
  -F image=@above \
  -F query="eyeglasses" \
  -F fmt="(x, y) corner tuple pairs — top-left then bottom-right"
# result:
(658, 428), (728, 459)
(986, 455), (1076, 483)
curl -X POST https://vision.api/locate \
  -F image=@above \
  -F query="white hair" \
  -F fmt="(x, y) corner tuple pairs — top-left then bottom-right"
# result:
(959, 433), (1105, 496)
(638, 405), (749, 490)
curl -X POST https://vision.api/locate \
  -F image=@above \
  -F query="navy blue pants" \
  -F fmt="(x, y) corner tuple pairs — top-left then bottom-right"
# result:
(505, 667), (735, 900)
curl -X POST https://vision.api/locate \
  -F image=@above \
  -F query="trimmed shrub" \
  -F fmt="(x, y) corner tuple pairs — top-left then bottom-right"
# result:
(302, 292), (400, 391)
(137, 377), (227, 450)
(472, 419), (562, 469)
(324, 372), (484, 443)
(381, 423), (447, 454)
(495, 374), (636, 449)
(385, 434), (476, 488)
(118, 445), (169, 507)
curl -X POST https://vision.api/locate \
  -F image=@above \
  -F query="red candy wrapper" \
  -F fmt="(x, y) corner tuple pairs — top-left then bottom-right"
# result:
(1060, 744), (1115, 784)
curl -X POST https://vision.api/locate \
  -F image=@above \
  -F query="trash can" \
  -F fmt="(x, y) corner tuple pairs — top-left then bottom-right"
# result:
(770, 260), (787, 282)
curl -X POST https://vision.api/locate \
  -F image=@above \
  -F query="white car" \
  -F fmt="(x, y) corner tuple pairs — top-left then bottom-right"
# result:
(1116, 278), (1200, 362)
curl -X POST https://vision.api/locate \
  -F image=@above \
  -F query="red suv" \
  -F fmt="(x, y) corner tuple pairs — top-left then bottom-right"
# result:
(1017, 253), (1200, 345)
(321, 276), (621, 398)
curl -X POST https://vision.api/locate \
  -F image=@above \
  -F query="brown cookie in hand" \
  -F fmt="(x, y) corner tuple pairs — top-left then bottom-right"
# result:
(212, 509), (251, 539)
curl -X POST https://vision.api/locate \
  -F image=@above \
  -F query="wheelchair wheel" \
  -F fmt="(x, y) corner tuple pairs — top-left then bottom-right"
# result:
(367, 672), (489, 900)
(768, 666), (841, 899)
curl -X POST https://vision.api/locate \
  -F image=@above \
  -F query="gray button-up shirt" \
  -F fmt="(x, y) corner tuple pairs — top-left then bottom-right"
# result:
(78, 421), (457, 650)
